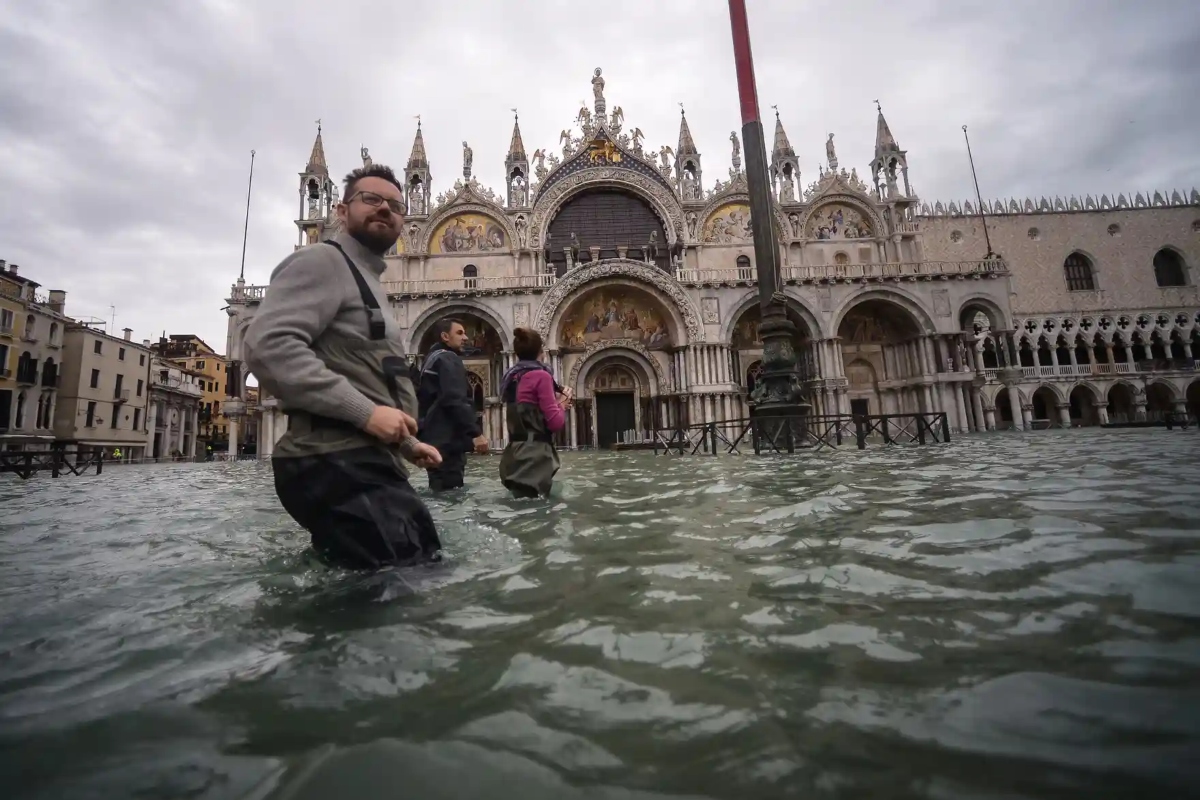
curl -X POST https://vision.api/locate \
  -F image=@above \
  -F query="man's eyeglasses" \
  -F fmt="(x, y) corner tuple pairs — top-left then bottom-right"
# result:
(345, 190), (405, 215)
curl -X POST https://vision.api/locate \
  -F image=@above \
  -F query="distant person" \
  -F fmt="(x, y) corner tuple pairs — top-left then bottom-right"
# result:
(244, 163), (444, 570)
(416, 319), (489, 492)
(497, 327), (571, 498)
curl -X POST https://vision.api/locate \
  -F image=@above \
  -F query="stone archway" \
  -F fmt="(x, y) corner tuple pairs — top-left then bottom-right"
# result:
(1187, 378), (1200, 424)
(567, 345), (665, 449)
(836, 297), (929, 417)
(535, 259), (702, 347)
(1068, 383), (1103, 427)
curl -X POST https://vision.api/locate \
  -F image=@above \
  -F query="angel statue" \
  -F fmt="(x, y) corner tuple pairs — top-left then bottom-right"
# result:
(659, 145), (674, 171)
(560, 129), (574, 156)
(629, 127), (645, 152)
(609, 106), (624, 130)
(532, 148), (548, 180)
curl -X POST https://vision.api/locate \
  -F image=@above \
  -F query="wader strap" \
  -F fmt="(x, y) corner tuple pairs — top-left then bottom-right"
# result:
(326, 241), (386, 341)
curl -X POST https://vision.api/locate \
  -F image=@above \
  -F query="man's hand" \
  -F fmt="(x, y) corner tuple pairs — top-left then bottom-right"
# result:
(364, 406), (417, 443)
(404, 441), (442, 469)
(473, 435), (490, 454)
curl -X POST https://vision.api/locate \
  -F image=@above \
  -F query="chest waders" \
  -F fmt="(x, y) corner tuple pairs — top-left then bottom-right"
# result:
(498, 375), (561, 498)
(271, 241), (442, 569)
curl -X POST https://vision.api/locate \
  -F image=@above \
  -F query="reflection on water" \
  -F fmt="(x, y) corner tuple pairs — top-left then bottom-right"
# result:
(1, 429), (1199, 799)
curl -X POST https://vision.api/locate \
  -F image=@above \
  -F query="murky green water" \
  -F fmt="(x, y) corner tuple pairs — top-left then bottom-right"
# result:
(2, 430), (1199, 799)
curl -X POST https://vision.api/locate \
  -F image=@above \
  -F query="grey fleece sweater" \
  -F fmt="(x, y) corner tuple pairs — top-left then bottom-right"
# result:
(244, 232), (402, 429)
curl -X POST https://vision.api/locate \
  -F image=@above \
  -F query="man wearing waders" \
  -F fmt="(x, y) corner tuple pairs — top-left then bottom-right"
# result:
(498, 327), (570, 498)
(245, 164), (444, 569)
(415, 319), (489, 492)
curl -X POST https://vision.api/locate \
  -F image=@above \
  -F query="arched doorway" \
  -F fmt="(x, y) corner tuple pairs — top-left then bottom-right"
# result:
(837, 299), (926, 416)
(417, 312), (504, 438)
(730, 301), (816, 413)
(545, 188), (670, 275)
(1107, 383), (1136, 423)
(1069, 385), (1101, 427)
(1145, 382), (1176, 422)
(558, 284), (676, 446)
(1031, 386), (1060, 428)
(1187, 379), (1200, 424)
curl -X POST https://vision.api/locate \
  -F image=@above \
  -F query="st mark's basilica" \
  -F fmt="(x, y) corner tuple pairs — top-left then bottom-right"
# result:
(223, 68), (1200, 455)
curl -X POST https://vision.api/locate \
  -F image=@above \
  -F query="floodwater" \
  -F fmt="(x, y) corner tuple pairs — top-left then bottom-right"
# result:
(2, 430), (1199, 800)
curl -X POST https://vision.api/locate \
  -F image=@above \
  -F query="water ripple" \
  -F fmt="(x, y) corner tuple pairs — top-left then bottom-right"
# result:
(1, 429), (1199, 798)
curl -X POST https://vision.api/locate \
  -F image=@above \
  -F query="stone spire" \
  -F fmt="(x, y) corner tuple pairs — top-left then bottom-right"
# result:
(674, 106), (703, 202)
(407, 118), (429, 170)
(677, 106), (698, 155)
(404, 117), (431, 216)
(505, 110), (530, 208)
(306, 120), (328, 175)
(870, 100), (910, 199)
(874, 100), (899, 157)
(297, 120), (335, 249)
(770, 108), (800, 204)
(771, 108), (795, 158)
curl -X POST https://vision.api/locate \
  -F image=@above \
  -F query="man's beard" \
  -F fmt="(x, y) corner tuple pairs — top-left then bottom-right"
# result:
(350, 215), (399, 255)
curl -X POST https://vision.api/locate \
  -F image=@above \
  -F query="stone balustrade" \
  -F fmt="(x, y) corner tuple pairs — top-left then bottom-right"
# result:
(674, 259), (1008, 286)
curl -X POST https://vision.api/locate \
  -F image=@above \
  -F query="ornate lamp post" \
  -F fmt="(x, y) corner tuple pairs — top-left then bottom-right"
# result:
(727, 0), (810, 424)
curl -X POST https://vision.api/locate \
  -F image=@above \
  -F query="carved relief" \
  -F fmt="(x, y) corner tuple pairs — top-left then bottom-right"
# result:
(932, 290), (951, 318)
(513, 302), (530, 329)
(534, 260), (702, 344)
(701, 297), (719, 325)
(567, 338), (671, 393)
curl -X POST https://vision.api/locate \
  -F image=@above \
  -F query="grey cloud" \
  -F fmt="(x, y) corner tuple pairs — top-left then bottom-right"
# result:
(1, 0), (1197, 351)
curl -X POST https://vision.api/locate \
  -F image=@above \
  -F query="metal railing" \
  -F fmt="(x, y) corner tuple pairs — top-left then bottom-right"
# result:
(653, 412), (951, 455)
(982, 359), (1198, 382)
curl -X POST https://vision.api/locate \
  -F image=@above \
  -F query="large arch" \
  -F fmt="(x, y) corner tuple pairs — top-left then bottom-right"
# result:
(1068, 382), (1103, 427)
(720, 290), (825, 342)
(694, 190), (790, 248)
(797, 193), (887, 243)
(545, 188), (668, 273)
(830, 287), (937, 336)
(535, 259), (702, 347)
(531, 167), (684, 251)
(570, 342), (665, 398)
(556, 282), (679, 352)
(407, 300), (512, 355)
(957, 295), (1008, 334)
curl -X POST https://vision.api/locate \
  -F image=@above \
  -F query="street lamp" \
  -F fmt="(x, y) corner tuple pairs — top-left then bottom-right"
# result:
(727, 0), (810, 426)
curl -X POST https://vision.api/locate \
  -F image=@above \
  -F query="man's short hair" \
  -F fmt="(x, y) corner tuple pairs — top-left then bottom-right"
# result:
(434, 318), (464, 339)
(343, 164), (404, 204)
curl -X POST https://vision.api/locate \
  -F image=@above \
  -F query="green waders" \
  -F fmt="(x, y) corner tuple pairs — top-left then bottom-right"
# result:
(498, 396), (561, 499)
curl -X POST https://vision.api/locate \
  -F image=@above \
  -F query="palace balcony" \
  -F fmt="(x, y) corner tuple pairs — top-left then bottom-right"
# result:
(982, 359), (1199, 383)
(114, 388), (130, 403)
(152, 374), (204, 398)
(674, 259), (1008, 286)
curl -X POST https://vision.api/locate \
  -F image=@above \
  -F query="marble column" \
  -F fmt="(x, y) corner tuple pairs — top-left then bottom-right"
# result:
(190, 408), (199, 458)
(1006, 386), (1024, 431)
(971, 386), (986, 431)
(984, 406), (996, 430)
(1057, 403), (1072, 428)
(146, 401), (158, 458)
(228, 416), (239, 457)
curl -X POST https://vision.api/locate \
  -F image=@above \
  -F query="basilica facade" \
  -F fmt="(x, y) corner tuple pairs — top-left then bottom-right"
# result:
(224, 68), (1200, 455)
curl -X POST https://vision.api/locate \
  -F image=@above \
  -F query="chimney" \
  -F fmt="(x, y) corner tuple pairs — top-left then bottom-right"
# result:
(123, 327), (132, 341)
(47, 289), (66, 314)
(9, 264), (17, 276)
(142, 339), (150, 348)
(0, 260), (5, 271)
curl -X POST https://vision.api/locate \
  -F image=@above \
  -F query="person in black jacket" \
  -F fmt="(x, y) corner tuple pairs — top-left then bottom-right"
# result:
(416, 318), (489, 492)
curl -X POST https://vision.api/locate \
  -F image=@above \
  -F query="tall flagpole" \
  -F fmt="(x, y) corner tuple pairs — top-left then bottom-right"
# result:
(239, 150), (256, 281)
(961, 126), (994, 259)
(727, 0), (809, 421)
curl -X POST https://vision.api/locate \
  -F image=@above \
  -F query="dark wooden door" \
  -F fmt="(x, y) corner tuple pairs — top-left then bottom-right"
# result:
(595, 392), (635, 448)
(850, 399), (870, 417)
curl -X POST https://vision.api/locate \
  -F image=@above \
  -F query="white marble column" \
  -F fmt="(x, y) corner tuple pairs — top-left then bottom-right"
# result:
(145, 401), (158, 458)
(568, 405), (578, 449)
(190, 408), (200, 458)
(1058, 403), (1072, 428)
(228, 416), (239, 457)
(1006, 386), (1024, 431)
(971, 387), (987, 431)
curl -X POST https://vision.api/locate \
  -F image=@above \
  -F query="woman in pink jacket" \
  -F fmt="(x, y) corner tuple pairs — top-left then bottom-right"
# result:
(497, 328), (572, 498)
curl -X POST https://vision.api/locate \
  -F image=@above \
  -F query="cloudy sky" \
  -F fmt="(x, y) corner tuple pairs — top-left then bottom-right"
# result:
(2, 0), (1197, 353)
